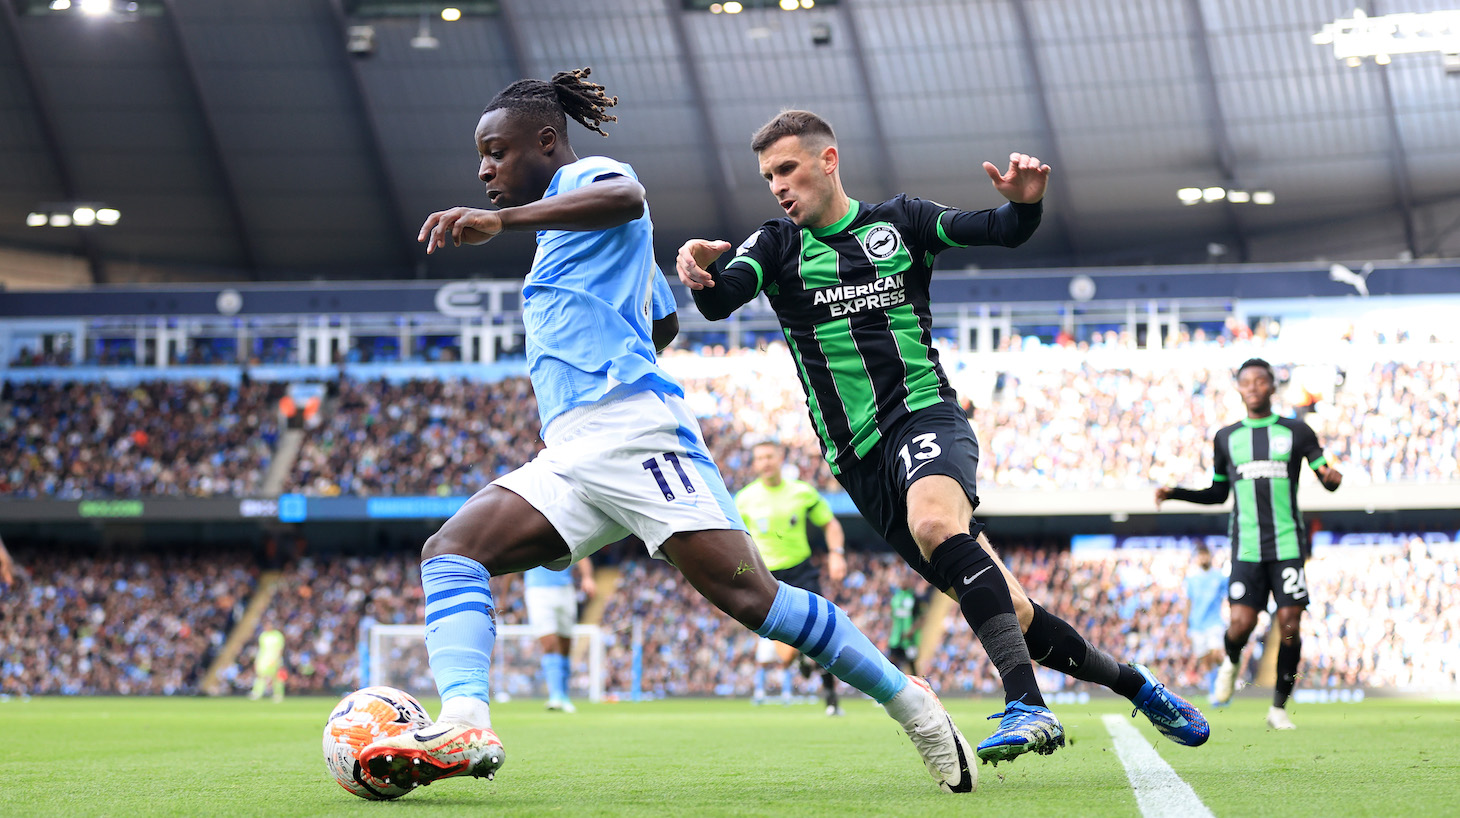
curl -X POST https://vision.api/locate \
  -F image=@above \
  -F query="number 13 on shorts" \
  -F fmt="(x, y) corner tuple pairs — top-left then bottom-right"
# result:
(898, 433), (941, 478)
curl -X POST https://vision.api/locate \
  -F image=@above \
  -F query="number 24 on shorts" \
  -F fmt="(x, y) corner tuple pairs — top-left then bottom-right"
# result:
(642, 452), (697, 501)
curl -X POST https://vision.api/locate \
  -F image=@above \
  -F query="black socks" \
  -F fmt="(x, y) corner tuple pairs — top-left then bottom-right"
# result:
(1024, 603), (1145, 700)
(1274, 636), (1301, 708)
(930, 531), (1045, 707)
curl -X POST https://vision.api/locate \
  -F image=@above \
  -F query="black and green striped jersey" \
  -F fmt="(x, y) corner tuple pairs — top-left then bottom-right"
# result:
(888, 587), (919, 650)
(708, 196), (1041, 473)
(1207, 416), (1327, 562)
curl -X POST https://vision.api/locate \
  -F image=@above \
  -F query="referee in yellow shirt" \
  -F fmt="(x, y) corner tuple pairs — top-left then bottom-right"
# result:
(737, 441), (847, 715)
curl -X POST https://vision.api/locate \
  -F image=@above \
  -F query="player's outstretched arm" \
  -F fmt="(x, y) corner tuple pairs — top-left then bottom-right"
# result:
(419, 177), (646, 253)
(676, 238), (760, 321)
(675, 239), (730, 290)
(1155, 482), (1230, 507)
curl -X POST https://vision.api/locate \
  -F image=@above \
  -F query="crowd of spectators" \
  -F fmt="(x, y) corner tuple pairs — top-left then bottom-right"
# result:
(4, 336), (1455, 499)
(4, 536), (1453, 698)
(0, 379), (280, 498)
(289, 377), (541, 497)
(224, 554), (529, 697)
(1, 549), (255, 695)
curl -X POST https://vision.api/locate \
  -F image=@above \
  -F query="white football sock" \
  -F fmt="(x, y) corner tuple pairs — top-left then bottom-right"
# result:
(882, 678), (931, 728)
(438, 696), (493, 729)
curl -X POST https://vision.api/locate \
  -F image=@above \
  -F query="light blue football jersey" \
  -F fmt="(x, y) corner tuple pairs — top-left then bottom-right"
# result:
(1185, 567), (1228, 632)
(523, 156), (681, 428)
(524, 565), (574, 588)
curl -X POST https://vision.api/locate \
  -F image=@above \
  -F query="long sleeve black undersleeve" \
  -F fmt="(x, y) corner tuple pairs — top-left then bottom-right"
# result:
(1166, 483), (1231, 505)
(690, 262), (761, 321)
(943, 200), (1043, 248)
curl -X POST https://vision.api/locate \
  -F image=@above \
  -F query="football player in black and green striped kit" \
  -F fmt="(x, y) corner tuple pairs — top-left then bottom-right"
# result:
(677, 109), (1208, 762)
(1158, 357), (1342, 730)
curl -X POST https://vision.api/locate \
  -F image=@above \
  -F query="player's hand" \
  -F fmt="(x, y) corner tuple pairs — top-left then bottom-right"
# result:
(1317, 465), (1343, 491)
(419, 207), (503, 254)
(1154, 486), (1174, 506)
(826, 551), (847, 584)
(983, 152), (1050, 204)
(675, 239), (731, 290)
(580, 575), (597, 600)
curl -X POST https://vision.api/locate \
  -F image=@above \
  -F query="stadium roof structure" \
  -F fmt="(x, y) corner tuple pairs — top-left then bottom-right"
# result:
(2, 0), (1460, 284)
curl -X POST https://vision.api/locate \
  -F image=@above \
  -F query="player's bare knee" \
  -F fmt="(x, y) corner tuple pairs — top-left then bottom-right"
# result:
(908, 513), (961, 555)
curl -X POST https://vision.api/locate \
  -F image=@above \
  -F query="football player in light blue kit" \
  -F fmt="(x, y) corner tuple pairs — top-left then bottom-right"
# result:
(360, 68), (976, 795)
(523, 562), (595, 712)
(1185, 545), (1229, 702)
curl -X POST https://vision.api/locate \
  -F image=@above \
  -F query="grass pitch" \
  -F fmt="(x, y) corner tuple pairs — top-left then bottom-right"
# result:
(4, 695), (1457, 817)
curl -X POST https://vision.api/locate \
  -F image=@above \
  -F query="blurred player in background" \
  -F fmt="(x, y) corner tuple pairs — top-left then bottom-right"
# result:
(737, 441), (847, 715)
(249, 618), (286, 703)
(523, 561), (595, 713)
(678, 109), (1209, 763)
(360, 70), (978, 795)
(1158, 357), (1342, 730)
(887, 585), (924, 676)
(1184, 545), (1228, 702)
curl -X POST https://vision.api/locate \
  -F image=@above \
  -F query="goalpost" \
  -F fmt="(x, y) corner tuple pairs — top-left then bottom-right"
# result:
(363, 623), (606, 703)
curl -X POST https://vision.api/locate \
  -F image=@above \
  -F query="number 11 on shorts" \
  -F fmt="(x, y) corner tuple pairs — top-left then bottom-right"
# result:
(642, 452), (696, 501)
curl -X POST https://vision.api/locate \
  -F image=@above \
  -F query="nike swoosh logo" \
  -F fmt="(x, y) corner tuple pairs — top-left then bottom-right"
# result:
(413, 728), (454, 742)
(963, 566), (993, 586)
(905, 460), (936, 481)
(945, 715), (974, 793)
(801, 248), (832, 262)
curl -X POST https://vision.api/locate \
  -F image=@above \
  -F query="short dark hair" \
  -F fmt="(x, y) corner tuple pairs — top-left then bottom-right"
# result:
(1237, 357), (1275, 382)
(484, 66), (618, 138)
(750, 109), (836, 153)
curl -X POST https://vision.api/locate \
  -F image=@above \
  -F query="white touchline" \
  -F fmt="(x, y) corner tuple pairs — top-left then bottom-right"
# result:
(1102, 714), (1215, 818)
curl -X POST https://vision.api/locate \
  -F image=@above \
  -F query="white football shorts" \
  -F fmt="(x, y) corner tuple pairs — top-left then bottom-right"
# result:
(494, 390), (745, 569)
(524, 585), (577, 638)
(754, 637), (783, 664)
(1189, 623), (1226, 655)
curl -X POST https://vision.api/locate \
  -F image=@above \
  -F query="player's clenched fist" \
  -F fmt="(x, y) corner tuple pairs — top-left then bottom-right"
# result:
(419, 207), (503, 253)
(675, 239), (732, 290)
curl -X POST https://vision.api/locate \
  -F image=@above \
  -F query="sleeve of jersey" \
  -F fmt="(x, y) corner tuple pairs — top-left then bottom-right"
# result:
(576, 156), (633, 190)
(1167, 431), (1231, 504)
(691, 223), (783, 321)
(651, 272), (677, 320)
(804, 487), (834, 527)
(1298, 422), (1328, 469)
(935, 201), (1043, 250)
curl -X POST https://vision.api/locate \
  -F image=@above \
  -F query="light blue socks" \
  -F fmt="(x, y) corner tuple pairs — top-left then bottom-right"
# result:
(754, 581), (907, 704)
(422, 554), (496, 703)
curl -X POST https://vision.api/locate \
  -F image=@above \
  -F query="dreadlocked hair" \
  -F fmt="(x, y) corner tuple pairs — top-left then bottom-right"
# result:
(483, 67), (618, 138)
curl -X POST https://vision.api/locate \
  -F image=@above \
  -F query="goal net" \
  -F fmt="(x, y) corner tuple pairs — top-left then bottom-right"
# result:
(363, 623), (605, 703)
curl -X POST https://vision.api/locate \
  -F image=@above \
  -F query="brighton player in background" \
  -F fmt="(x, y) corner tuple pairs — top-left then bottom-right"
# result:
(1184, 545), (1228, 702)
(677, 109), (1209, 763)
(886, 584), (925, 676)
(523, 561), (595, 713)
(359, 70), (978, 795)
(249, 618), (286, 703)
(737, 441), (847, 715)
(1158, 357), (1342, 730)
